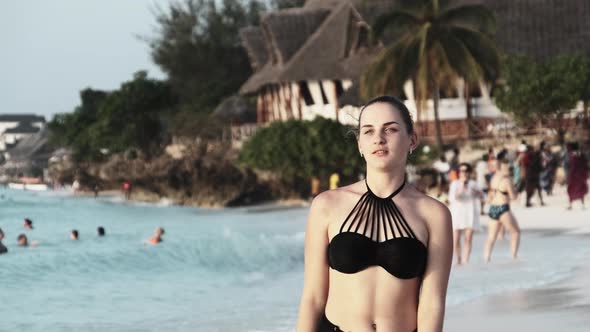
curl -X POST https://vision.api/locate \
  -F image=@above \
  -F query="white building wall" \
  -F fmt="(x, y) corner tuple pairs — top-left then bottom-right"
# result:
(264, 80), (510, 127)
(0, 121), (19, 134)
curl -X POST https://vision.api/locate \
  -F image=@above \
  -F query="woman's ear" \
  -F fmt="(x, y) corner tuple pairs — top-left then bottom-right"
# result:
(410, 131), (419, 151)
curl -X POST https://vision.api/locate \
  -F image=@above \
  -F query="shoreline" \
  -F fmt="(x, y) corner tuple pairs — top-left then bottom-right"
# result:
(445, 186), (590, 331)
(69, 188), (311, 210)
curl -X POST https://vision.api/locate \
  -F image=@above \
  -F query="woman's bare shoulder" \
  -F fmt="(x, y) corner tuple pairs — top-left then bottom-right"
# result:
(310, 181), (365, 214)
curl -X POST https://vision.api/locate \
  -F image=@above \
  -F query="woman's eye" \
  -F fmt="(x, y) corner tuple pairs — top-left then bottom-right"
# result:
(385, 128), (397, 133)
(363, 130), (373, 135)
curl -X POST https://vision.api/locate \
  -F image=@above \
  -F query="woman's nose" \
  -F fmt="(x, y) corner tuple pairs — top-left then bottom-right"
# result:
(373, 132), (386, 144)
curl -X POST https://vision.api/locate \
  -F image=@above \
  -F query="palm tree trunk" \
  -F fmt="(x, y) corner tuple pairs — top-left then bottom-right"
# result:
(433, 80), (444, 149)
(464, 82), (473, 139)
(584, 100), (588, 126)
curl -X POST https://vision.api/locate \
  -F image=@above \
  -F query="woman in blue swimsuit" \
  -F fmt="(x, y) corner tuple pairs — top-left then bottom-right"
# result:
(483, 159), (521, 262)
(296, 96), (453, 332)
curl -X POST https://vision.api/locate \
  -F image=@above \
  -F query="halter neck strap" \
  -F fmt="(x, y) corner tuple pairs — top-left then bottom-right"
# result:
(365, 178), (406, 200)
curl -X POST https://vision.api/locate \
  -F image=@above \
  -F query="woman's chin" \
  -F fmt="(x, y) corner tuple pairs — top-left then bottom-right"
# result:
(367, 160), (399, 171)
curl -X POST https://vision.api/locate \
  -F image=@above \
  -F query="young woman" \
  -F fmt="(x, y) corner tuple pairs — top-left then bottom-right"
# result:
(296, 96), (453, 332)
(448, 163), (485, 265)
(483, 159), (521, 262)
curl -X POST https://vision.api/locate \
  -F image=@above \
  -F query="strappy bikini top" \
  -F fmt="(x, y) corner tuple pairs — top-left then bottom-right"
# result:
(327, 179), (427, 279)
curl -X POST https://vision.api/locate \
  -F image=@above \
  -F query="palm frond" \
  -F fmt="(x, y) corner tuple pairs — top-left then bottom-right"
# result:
(451, 28), (500, 82)
(438, 5), (496, 37)
(435, 30), (481, 83)
(372, 11), (420, 38)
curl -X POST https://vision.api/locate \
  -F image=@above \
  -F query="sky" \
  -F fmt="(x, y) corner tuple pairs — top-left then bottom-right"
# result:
(0, 0), (173, 120)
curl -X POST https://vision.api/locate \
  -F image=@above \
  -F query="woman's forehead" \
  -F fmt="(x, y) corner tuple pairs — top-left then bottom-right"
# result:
(360, 102), (401, 125)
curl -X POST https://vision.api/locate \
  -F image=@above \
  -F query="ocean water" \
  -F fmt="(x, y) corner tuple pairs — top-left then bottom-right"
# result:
(1, 188), (588, 331)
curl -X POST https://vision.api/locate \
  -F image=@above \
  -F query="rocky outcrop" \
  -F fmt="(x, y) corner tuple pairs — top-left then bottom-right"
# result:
(51, 142), (298, 207)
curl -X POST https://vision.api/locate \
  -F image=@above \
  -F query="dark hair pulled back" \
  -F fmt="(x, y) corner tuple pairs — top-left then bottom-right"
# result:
(358, 95), (414, 135)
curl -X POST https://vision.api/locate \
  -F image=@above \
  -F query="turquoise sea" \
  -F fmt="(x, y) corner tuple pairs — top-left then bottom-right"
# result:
(1, 188), (588, 331)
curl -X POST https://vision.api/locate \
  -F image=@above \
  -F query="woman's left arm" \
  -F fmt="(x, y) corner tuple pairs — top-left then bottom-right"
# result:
(417, 199), (453, 332)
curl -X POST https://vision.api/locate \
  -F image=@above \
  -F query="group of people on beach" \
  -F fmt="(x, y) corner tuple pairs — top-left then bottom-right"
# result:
(0, 217), (166, 255)
(440, 140), (588, 265)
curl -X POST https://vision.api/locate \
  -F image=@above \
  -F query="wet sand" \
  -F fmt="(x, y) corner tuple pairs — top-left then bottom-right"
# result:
(445, 186), (590, 331)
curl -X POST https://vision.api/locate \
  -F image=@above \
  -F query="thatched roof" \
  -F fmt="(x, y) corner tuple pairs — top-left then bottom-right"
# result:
(241, 0), (590, 96)
(240, 1), (376, 94)
(240, 27), (269, 72)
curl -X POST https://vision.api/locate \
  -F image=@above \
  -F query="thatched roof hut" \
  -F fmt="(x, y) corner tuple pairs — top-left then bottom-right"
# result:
(239, 0), (590, 136)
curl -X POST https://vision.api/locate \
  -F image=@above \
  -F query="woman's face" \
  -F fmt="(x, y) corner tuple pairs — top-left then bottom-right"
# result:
(458, 166), (470, 181)
(357, 102), (416, 171)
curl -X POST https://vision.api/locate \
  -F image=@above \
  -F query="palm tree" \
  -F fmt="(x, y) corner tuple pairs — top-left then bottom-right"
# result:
(361, 0), (500, 148)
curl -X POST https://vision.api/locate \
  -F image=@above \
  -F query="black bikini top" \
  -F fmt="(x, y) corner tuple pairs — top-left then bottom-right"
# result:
(327, 179), (427, 279)
(491, 188), (509, 196)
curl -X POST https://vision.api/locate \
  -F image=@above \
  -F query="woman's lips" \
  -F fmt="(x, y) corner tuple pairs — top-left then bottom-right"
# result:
(372, 149), (388, 156)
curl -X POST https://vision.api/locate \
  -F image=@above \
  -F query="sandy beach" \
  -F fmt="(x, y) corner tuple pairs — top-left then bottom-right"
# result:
(445, 185), (590, 332)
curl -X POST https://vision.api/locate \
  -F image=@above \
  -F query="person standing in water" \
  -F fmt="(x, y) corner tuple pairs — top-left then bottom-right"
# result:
(484, 160), (521, 262)
(0, 228), (8, 254)
(296, 96), (452, 332)
(449, 163), (484, 265)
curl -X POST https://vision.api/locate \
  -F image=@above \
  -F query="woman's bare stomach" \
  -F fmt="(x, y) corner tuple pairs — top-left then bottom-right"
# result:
(489, 197), (510, 206)
(325, 268), (420, 331)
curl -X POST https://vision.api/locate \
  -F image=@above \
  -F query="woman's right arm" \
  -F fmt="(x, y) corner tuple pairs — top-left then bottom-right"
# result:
(504, 178), (518, 201)
(296, 193), (331, 332)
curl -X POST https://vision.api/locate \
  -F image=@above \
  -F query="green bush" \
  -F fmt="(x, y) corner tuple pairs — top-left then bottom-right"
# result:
(239, 117), (364, 182)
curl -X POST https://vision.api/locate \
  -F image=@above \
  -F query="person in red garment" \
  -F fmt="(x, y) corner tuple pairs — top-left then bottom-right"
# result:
(146, 227), (165, 245)
(566, 142), (588, 210)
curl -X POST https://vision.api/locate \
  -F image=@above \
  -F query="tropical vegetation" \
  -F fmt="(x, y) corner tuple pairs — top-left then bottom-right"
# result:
(361, 0), (501, 148)
(239, 118), (364, 184)
(495, 54), (590, 141)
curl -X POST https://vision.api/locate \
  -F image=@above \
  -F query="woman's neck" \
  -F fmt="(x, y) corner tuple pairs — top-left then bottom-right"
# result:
(365, 168), (406, 198)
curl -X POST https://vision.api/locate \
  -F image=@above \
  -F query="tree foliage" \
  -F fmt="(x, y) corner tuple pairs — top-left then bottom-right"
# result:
(48, 71), (177, 161)
(239, 118), (364, 181)
(147, 0), (266, 114)
(495, 54), (589, 127)
(362, 0), (500, 148)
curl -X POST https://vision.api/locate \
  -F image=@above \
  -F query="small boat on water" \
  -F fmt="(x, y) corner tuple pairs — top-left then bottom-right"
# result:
(8, 182), (49, 191)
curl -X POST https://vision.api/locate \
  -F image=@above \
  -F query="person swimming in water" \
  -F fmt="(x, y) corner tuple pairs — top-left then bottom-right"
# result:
(296, 96), (453, 332)
(97, 226), (105, 237)
(146, 227), (165, 245)
(70, 230), (79, 240)
(24, 218), (33, 230)
(17, 234), (28, 247)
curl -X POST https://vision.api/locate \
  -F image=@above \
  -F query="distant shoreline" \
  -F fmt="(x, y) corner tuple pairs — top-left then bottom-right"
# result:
(70, 188), (311, 210)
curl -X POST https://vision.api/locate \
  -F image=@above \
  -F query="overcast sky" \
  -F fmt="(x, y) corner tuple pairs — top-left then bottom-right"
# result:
(0, 0), (172, 120)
